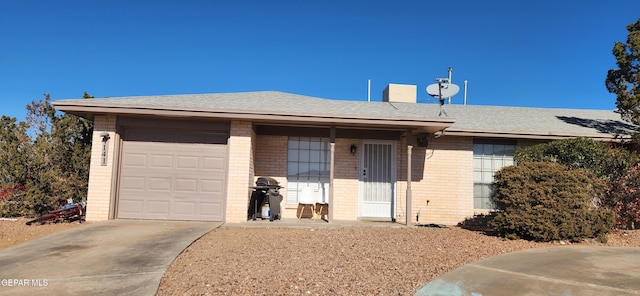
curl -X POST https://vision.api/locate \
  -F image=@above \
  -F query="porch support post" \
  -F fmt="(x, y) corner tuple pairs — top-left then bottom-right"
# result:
(406, 129), (413, 226)
(329, 126), (335, 223)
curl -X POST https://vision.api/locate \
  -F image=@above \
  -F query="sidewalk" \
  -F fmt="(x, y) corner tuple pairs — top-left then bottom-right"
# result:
(416, 246), (640, 296)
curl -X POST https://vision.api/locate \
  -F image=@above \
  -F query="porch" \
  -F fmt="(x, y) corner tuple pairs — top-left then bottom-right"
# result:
(250, 122), (450, 225)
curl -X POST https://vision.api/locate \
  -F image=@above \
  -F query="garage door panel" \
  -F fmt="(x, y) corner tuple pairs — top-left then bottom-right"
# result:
(177, 156), (198, 169)
(175, 178), (197, 192)
(118, 200), (144, 214)
(174, 201), (197, 215)
(121, 176), (146, 190)
(118, 127), (227, 222)
(147, 200), (171, 215)
(123, 153), (147, 168)
(199, 202), (222, 217)
(203, 156), (225, 170)
(148, 177), (171, 191)
(201, 179), (223, 193)
(150, 155), (173, 168)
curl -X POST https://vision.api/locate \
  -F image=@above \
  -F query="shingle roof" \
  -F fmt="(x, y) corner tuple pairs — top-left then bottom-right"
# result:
(437, 104), (636, 139)
(55, 91), (436, 119)
(52, 91), (636, 140)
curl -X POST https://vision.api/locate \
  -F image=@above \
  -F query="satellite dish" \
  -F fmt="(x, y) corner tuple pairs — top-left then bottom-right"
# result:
(426, 83), (460, 98)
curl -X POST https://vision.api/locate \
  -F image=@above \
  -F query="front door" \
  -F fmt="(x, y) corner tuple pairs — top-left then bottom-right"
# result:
(359, 140), (396, 220)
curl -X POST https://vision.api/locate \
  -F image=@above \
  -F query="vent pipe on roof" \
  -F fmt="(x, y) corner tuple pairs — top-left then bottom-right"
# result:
(368, 79), (371, 102)
(447, 67), (452, 104)
(464, 80), (468, 105)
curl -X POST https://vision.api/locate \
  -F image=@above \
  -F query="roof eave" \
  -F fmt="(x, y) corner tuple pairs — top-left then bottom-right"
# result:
(443, 129), (633, 141)
(53, 102), (455, 134)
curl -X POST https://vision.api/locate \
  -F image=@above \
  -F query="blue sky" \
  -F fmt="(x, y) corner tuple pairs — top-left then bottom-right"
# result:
(1, 0), (639, 122)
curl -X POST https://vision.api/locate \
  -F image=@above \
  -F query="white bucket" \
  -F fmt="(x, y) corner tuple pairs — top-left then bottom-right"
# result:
(261, 204), (270, 218)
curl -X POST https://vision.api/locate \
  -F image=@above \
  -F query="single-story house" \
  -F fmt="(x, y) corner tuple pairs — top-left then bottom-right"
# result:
(52, 84), (636, 225)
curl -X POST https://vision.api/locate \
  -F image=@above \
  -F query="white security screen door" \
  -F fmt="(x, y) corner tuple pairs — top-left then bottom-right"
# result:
(359, 140), (396, 219)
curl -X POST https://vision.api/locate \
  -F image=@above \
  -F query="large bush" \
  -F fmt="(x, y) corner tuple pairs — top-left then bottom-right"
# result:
(600, 147), (640, 182)
(514, 137), (637, 181)
(606, 164), (640, 229)
(490, 162), (615, 242)
(0, 94), (93, 217)
(514, 137), (639, 229)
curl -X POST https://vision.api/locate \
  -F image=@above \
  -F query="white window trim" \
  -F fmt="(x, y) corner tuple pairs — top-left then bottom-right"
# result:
(286, 137), (330, 205)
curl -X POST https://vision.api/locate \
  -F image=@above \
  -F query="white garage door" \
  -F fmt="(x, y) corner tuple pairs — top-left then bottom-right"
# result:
(117, 127), (227, 221)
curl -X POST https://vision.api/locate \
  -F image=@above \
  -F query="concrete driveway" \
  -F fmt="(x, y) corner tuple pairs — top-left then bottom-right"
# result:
(0, 219), (220, 296)
(416, 246), (640, 296)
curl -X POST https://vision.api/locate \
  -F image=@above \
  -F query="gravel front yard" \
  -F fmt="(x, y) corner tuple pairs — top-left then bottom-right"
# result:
(157, 224), (640, 296)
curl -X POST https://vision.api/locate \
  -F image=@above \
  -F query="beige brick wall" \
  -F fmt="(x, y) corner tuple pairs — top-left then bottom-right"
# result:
(332, 139), (360, 220)
(86, 117), (479, 225)
(225, 121), (255, 222)
(85, 115), (117, 221)
(244, 133), (477, 225)
(396, 136), (474, 225)
(253, 135), (289, 218)
(254, 135), (287, 180)
(252, 136), (361, 220)
(249, 126), (256, 197)
(85, 115), (486, 225)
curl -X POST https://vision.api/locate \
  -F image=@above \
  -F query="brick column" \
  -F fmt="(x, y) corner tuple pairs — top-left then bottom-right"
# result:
(85, 115), (117, 221)
(225, 121), (255, 222)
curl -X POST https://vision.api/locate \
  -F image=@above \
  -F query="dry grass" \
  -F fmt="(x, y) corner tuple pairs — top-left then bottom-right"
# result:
(0, 217), (84, 250)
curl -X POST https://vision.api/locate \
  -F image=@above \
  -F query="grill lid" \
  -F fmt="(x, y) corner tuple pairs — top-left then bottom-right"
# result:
(255, 177), (280, 187)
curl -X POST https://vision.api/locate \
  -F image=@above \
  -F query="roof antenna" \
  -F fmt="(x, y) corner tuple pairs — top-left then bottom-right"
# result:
(447, 67), (452, 104)
(463, 80), (468, 105)
(426, 68), (460, 117)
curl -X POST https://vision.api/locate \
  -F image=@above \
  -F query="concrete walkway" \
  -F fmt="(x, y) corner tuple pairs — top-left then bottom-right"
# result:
(416, 246), (640, 296)
(0, 220), (220, 296)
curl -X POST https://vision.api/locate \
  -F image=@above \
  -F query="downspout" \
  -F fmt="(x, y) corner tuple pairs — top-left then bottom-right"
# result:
(329, 126), (335, 223)
(406, 129), (413, 226)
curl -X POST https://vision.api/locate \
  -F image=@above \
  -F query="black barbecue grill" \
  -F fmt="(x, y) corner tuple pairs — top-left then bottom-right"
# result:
(248, 177), (283, 221)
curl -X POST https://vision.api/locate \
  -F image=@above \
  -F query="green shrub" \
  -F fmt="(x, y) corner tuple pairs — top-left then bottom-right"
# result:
(606, 163), (640, 229)
(514, 137), (610, 177)
(601, 147), (640, 182)
(0, 189), (30, 217)
(0, 179), (61, 218)
(0, 95), (92, 218)
(490, 162), (615, 242)
(514, 137), (639, 228)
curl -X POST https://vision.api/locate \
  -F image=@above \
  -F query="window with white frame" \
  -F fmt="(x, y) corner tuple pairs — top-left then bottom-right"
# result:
(473, 142), (515, 210)
(286, 137), (330, 204)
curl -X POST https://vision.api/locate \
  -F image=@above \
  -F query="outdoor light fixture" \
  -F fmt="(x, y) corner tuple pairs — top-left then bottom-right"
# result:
(350, 144), (357, 155)
(417, 133), (429, 147)
(100, 132), (110, 142)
